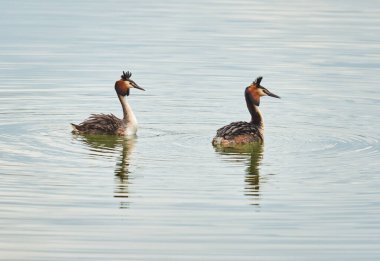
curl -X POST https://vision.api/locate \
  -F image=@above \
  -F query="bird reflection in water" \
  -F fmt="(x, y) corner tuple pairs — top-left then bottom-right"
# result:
(74, 134), (136, 208)
(214, 143), (264, 206)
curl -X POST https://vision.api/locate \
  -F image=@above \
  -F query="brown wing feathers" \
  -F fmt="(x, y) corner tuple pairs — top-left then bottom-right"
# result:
(216, 121), (260, 139)
(71, 114), (123, 135)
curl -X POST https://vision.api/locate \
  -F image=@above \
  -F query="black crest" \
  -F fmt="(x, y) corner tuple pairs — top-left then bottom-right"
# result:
(121, 71), (132, 80)
(254, 76), (263, 86)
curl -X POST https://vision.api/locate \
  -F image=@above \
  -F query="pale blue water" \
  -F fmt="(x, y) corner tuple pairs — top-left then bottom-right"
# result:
(1, 0), (380, 260)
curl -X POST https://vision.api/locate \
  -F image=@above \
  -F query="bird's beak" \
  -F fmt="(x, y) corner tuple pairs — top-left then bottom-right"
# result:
(132, 83), (145, 91)
(263, 88), (280, 99)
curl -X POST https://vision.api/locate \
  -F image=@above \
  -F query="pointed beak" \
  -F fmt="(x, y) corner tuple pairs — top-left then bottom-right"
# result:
(132, 82), (145, 91)
(263, 88), (280, 99)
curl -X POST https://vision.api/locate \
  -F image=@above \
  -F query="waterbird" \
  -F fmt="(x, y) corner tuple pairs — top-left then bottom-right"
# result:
(71, 71), (145, 136)
(212, 76), (280, 146)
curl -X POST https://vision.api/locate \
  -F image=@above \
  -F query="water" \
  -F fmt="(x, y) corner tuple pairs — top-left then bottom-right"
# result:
(1, 0), (380, 260)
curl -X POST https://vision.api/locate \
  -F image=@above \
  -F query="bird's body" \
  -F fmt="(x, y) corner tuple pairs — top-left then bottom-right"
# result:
(71, 113), (124, 135)
(212, 76), (279, 146)
(213, 121), (263, 146)
(71, 71), (145, 136)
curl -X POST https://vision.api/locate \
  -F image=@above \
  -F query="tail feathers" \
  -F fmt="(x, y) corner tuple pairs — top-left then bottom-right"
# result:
(71, 123), (80, 133)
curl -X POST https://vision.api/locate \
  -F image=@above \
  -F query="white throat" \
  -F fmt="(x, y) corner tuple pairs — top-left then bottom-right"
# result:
(257, 106), (264, 129)
(118, 94), (138, 135)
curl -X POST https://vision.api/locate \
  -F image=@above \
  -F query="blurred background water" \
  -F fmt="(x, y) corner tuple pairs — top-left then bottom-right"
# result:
(0, 0), (379, 260)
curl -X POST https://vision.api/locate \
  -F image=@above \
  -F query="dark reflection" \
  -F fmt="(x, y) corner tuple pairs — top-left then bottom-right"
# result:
(214, 143), (264, 206)
(74, 134), (136, 208)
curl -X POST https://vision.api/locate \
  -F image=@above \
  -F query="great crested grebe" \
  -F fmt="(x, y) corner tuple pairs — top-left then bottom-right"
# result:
(71, 71), (145, 136)
(212, 76), (280, 146)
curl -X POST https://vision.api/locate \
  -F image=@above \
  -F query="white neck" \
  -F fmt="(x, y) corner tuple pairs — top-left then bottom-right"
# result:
(118, 94), (138, 135)
(256, 106), (264, 129)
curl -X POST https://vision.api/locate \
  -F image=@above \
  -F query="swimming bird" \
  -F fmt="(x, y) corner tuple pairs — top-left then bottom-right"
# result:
(71, 71), (145, 136)
(212, 76), (280, 146)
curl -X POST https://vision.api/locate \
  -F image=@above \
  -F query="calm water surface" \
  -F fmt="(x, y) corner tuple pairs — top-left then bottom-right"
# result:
(1, 0), (380, 260)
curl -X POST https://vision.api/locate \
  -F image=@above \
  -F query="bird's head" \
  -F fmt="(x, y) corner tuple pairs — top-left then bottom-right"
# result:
(245, 76), (280, 106)
(115, 71), (145, 96)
